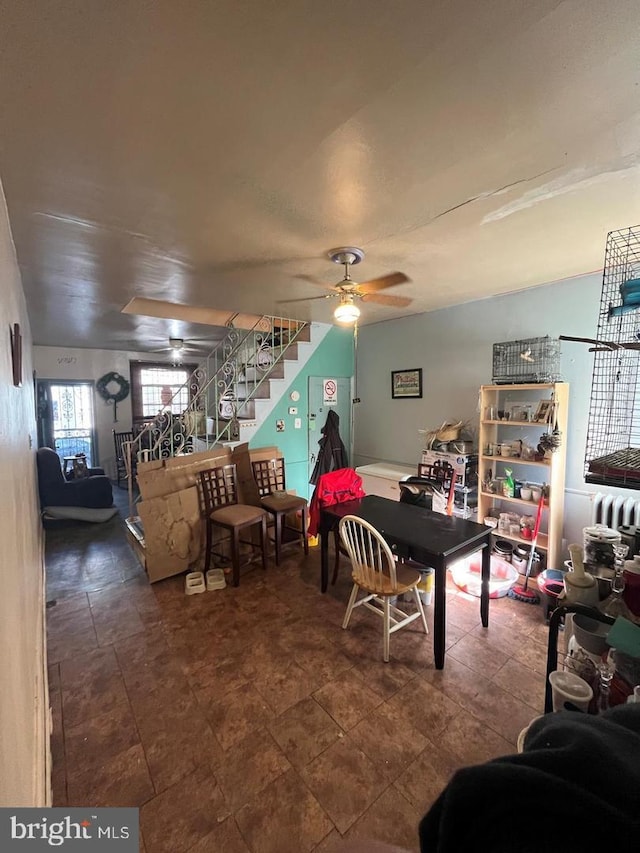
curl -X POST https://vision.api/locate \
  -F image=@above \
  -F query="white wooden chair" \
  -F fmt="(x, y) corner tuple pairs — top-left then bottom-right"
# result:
(339, 515), (429, 662)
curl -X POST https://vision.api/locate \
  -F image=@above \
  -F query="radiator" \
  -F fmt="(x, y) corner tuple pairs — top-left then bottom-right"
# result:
(592, 492), (640, 528)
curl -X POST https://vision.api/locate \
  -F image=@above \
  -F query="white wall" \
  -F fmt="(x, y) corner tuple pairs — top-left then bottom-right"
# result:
(354, 273), (639, 556)
(0, 183), (47, 805)
(33, 347), (156, 479)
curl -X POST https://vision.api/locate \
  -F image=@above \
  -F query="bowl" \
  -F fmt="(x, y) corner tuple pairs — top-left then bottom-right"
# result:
(451, 554), (518, 598)
(572, 613), (610, 656)
(483, 516), (498, 528)
(520, 487), (532, 501)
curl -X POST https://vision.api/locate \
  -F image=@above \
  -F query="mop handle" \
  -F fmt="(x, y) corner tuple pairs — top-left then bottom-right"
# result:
(523, 495), (545, 590)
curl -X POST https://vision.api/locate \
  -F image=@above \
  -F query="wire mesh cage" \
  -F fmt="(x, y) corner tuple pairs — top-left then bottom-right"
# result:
(492, 336), (562, 385)
(585, 225), (640, 489)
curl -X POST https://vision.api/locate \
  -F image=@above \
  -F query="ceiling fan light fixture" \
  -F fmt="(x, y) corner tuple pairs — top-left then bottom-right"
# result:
(334, 299), (361, 324)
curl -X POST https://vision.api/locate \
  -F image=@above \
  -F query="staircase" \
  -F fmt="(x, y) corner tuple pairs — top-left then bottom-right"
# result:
(126, 315), (312, 466)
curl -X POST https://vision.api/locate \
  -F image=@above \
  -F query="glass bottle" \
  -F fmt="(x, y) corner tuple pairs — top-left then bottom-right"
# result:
(601, 544), (633, 620)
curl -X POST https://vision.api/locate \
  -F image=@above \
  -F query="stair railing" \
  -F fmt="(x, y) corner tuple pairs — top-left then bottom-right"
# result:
(124, 314), (308, 516)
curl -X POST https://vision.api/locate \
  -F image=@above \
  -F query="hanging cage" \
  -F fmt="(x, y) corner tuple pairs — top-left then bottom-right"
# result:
(585, 225), (640, 488)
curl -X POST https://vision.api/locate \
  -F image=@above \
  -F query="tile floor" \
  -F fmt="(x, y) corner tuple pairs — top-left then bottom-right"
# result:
(46, 494), (551, 853)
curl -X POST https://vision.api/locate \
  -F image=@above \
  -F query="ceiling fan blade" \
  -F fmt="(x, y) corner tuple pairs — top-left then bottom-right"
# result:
(121, 297), (264, 331)
(357, 272), (410, 294)
(361, 292), (412, 307)
(276, 294), (332, 304)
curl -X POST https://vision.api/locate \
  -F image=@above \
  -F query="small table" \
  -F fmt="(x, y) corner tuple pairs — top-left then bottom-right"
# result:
(319, 495), (492, 669)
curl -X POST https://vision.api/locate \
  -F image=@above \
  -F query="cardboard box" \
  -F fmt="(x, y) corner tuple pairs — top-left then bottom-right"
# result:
(419, 450), (478, 489)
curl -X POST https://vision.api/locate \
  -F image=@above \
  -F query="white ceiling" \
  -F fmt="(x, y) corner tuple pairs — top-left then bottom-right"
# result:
(1, 0), (640, 351)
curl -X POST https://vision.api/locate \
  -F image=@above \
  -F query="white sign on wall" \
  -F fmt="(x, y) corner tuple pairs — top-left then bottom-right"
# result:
(323, 378), (338, 406)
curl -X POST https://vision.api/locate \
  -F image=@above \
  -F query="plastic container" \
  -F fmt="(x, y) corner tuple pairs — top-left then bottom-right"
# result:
(548, 670), (593, 712)
(537, 568), (566, 619)
(206, 569), (227, 591)
(416, 568), (434, 605)
(583, 524), (621, 570)
(493, 539), (513, 562)
(451, 554), (518, 598)
(185, 571), (206, 595)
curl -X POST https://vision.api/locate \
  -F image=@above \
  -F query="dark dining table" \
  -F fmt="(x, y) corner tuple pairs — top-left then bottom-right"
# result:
(319, 495), (492, 669)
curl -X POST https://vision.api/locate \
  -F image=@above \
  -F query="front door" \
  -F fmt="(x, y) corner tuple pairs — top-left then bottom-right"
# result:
(37, 380), (98, 466)
(308, 376), (352, 494)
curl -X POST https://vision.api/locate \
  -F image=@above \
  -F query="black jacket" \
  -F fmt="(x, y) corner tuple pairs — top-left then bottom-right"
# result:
(310, 409), (349, 485)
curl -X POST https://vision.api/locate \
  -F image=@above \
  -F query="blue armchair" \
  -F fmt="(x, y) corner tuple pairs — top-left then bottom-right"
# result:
(36, 447), (114, 509)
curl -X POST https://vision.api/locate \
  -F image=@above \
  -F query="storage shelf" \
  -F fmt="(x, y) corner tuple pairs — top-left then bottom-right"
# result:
(481, 419), (548, 427)
(478, 382), (568, 571)
(479, 491), (548, 508)
(489, 528), (549, 551)
(480, 454), (550, 468)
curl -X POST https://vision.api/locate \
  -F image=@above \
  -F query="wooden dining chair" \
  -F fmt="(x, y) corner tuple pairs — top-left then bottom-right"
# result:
(199, 463), (268, 587)
(251, 458), (309, 565)
(339, 514), (429, 662)
(113, 430), (135, 487)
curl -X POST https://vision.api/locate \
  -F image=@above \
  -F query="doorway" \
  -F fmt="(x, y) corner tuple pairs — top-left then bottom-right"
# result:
(308, 375), (352, 492)
(36, 380), (98, 466)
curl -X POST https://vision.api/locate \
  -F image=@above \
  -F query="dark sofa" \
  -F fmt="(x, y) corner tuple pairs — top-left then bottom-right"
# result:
(36, 447), (114, 509)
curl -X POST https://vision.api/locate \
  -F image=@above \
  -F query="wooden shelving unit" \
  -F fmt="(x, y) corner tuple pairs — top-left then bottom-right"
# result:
(477, 382), (569, 570)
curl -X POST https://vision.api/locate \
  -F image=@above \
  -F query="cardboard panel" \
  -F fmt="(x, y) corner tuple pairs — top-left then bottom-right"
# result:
(138, 486), (202, 583)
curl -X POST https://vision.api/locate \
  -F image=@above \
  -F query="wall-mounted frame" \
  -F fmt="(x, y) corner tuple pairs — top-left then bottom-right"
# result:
(391, 368), (422, 399)
(534, 399), (553, 423)
(10, 322), (22, 387)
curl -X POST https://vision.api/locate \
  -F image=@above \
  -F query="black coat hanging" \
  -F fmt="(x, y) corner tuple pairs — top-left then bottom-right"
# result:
(310, 409), (349, 485)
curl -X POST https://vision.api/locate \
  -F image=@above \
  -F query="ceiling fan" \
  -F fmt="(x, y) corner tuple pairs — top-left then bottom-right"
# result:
(149, 337), (215, 358)
(279, 247), (412, 324)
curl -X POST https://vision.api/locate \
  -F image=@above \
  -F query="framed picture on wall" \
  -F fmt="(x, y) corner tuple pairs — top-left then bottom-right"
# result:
(391, 368), (422, 399)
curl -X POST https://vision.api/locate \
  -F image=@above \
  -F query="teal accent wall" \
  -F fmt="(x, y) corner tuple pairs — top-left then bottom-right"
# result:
(250, 325), (354, 499)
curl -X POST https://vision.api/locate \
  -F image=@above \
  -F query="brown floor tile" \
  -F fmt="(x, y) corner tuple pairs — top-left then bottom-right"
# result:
(313, 669), (383, 730)
(420, 655), (492, 707)
(311, 828), (342, 852)
(252, 658), (324, 716)
(300, 737), (387, 834)
(492, 657), (546, 712)
(47, 606), (99, 664)
(350, 658), (416, 700)
(509, 634), (551, 678)
(291, 641), (355, 683)
(66, 743), (154, 807)
(140, 766), (228, 853)
(393, 738), (462, 813)
(235, 766), (334, 853)
(344, 784), (422, 852)
(188, 657), (251, 696)
(268, 697), (343, 770)
(436, 708), (515, 765)
(132, 686), (224, 793)
(46, 591), (90, 618)
(349, 702), (429, 782)
(51, 767), (68, 807)
(92, 602), (146, 647)
(214, 728), (290, 812)
(60, 646), (130, 728)
(384, 678), (461, 738)
(64, 702), (140, 776)
(457, 680), (540, 745)
(445, 595), (483, 632)
(446, 633), (510, 678)
(187, 817), (251, 853)
(199, 681), (276, 751)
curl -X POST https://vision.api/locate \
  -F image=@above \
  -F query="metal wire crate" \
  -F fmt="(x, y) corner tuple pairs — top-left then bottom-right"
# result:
(584, 225), (640, 489)
(492, 336), (562, 385)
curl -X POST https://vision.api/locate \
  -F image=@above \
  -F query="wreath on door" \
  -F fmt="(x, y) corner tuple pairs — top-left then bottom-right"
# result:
(96, 371), (130, 422)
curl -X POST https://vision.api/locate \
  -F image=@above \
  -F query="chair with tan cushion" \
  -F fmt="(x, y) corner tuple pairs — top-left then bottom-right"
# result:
(199, 463), (268, 587)
(252, 458), (309, 565)
(339, 514), (429, 662)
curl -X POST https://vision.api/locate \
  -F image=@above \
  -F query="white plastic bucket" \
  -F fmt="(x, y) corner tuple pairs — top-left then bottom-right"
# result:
(417, 569), (434, 605)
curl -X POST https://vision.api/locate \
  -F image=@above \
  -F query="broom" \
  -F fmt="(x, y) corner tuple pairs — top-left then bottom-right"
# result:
(508, 494), (544, 604)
